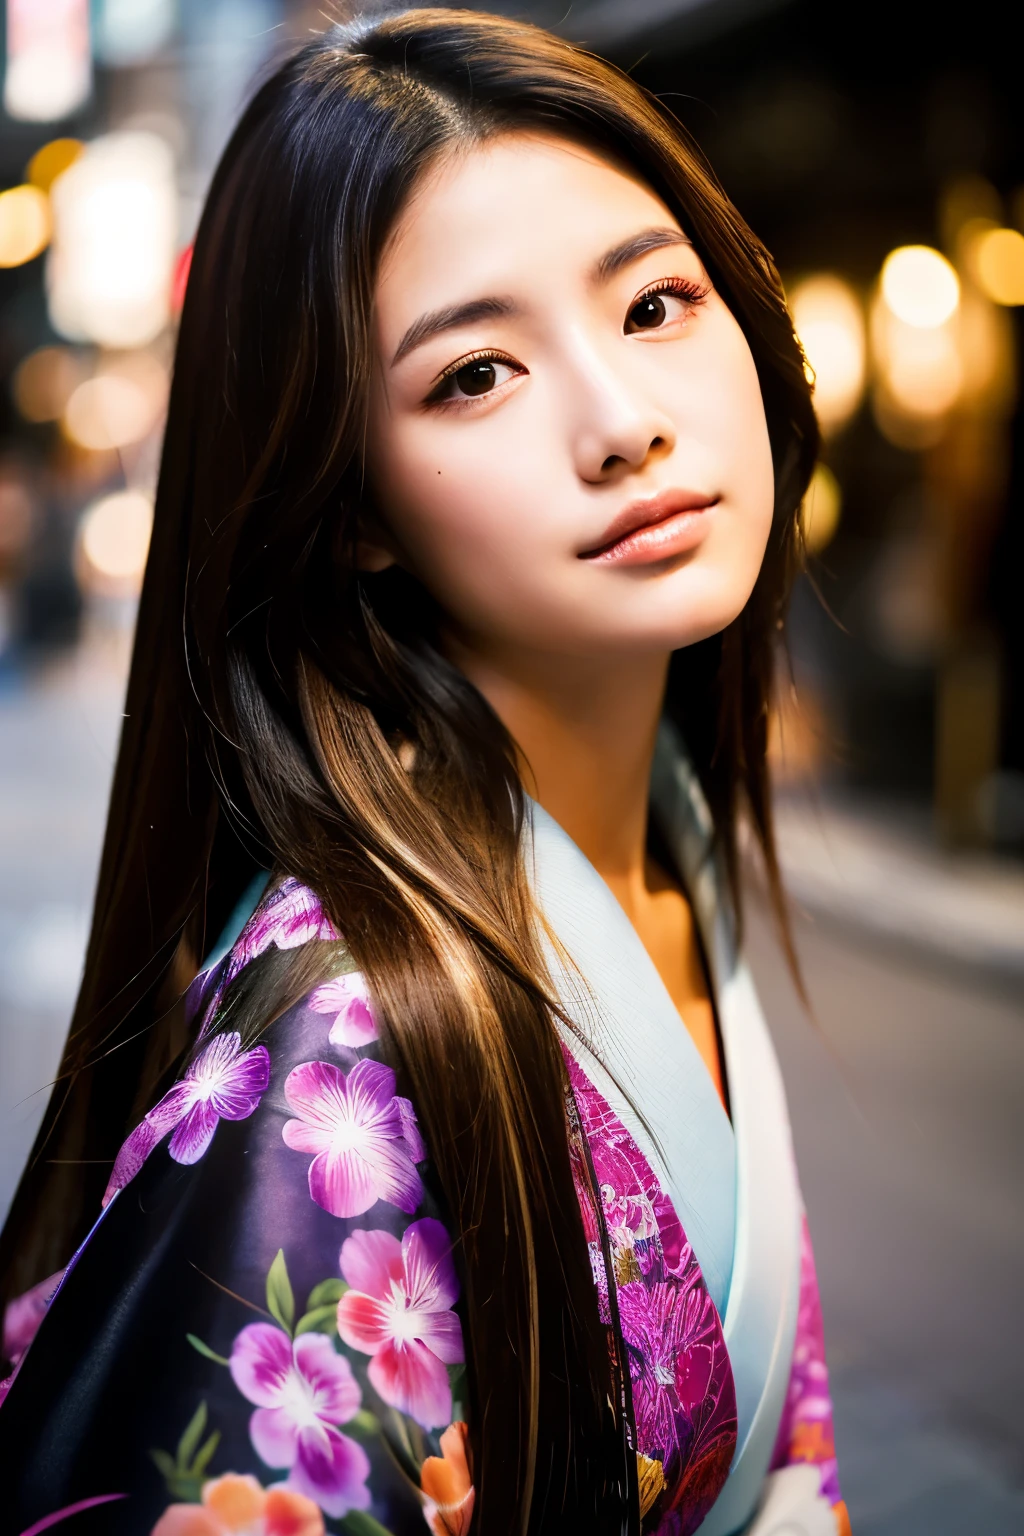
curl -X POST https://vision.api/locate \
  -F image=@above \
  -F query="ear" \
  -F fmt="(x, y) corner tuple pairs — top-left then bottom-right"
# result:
(355, 538), (398, 574)
(353, 507), (401, 574)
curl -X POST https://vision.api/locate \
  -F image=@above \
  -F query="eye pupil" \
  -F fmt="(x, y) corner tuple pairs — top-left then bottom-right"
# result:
(631, 294), (667, 329)
(455, 360), (497, 395)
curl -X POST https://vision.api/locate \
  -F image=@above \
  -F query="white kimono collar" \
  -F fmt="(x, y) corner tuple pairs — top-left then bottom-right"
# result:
(527, 720), (802, 1536)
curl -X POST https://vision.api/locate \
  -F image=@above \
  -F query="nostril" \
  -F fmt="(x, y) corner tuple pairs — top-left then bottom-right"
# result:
(601, 454), (623, 473)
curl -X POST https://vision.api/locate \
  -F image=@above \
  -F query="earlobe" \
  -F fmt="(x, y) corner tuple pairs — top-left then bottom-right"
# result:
(355, 540), (399, 574)
(353, 505), (402, 573)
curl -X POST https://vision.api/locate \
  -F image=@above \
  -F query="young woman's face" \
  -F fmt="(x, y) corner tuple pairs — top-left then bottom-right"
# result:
(364, 133), (774, 662)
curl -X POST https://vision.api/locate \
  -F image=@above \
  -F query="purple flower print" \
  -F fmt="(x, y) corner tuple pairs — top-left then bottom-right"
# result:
(230, 1323), (371, 1517)
(0, 1269), (65, 1405)
(282, 1059), (426, 1219)
(563, 1046), (738, 1532)
(337, 1219), (464, 1430)
(309, 973), (378, 1048)
(617, 1278), (705, 1456)
(103, 1033), (270, 1205)
(771, 1215), (842, 1507)
(230, 879), (340, 979)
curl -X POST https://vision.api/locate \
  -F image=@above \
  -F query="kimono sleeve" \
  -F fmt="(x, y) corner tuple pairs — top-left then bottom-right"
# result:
(0, 958), (472, 1536)
(768, 1214), (851, 1536)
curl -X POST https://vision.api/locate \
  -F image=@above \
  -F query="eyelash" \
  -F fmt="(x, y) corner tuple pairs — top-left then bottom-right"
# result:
(423, 275), (712, 409)
(425, 348), (524, 409)
(631, 275), (712, 317)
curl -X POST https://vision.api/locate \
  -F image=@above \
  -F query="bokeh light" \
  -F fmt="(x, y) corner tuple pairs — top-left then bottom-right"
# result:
(0, 474), (34, 566)
(873, 306), (963, 417)
(790, 274), (866, 435)
(957, 288), (1016, 416)
(64, 377), (151, 452)
(880, 245), (960, 328)
(969, 226), (1024, 307)
(47, 132), (177, 349)
(801, 462), (842, 554)
(27, 138), (84, 194)
(95, 0), (176, 67)
(0, 186), (51, 269)
(3, 0), (91, 123)
(870, 247), (970, 446)
(63, 353), (168, 451)
(77, 488), (153, 593)
(12, 345), (88, 423)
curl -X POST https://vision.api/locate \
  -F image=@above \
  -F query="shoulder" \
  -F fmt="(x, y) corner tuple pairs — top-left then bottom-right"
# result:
(3, 879), (470, 1531)
(106, 876), (389, 1208)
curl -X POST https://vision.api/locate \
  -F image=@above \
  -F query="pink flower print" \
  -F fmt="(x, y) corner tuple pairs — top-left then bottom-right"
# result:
(282, 1059), (425, 1219)
(103, 1033), (270, 1205)
(0, 1268), (65, 1404)
(336, 1218), (464, 1430)
(230, 1325), (370, 1518)
(617, 1276), (716, 1460)
(309, 973), (378, 1048)
(2, 1269), (63, 1366)
(230, 880), (339, 979)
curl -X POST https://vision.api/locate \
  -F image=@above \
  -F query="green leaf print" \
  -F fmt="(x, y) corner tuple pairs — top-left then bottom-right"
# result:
(294, 1303), (340, 1337)
(340, 1513), (396, 1536)
(192, 1430), (221, 1477)
(307, 1276), (348, 1309)
(150, 1400), (223, 1501)
(176, 1401), (207, 1467)
(266, 1248), (295, 1335)
(186, 1332), (230, 1366)
(346, 1408), (382, 1438)
(149, 1449), (177, 1482)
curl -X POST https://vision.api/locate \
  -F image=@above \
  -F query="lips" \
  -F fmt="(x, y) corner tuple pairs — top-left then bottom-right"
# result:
(579, 489), (719, 563)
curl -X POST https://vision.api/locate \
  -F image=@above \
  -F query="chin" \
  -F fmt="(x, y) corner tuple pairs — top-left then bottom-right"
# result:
(618, 580), (755, 653)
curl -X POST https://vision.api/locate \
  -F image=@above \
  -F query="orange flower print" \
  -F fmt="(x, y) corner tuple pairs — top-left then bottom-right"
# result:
(151, 1473), (325, 1536)
(420, 1422), (475, 1536)
(788, 1419), (836, 1466)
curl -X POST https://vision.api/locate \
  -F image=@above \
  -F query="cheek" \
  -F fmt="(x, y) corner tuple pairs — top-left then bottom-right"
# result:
(698, 315), (774, 508)
(689, 317), (775, 558)
(367, 410), (564, 618)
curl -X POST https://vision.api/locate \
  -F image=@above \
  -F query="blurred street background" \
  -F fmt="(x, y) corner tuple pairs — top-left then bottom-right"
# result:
(0, 1), (1022, 1531)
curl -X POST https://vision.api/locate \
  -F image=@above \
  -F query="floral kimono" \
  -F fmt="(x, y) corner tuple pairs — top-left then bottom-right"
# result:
(0, 727), (849, 1536)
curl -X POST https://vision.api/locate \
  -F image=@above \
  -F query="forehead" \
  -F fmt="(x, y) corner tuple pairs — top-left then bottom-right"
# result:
(375, 132), (681, 320)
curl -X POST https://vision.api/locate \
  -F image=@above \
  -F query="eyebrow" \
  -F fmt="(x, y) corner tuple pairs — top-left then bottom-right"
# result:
(392, 295), (517, 366)
(593, 226), (692, 284)
(390, 226), (693, 367)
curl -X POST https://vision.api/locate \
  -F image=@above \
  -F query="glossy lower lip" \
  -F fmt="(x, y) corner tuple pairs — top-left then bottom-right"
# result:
(579, 490), (719, 565)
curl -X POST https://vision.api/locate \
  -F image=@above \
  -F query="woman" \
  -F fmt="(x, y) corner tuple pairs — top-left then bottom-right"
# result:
(0, 11), (848, 1535)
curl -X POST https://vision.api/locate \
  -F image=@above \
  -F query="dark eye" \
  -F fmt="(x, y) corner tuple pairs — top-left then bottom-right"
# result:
(624, 284), (706, 336)
(628, 293), (669, 330)
(432, 355), (522, 404)
(453, 359), (498, 396)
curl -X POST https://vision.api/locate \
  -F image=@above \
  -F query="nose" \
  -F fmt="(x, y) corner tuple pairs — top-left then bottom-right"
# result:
(568, 347), (676, 484)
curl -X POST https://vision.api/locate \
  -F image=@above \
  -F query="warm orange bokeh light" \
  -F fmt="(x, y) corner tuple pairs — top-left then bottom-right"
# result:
(0, 185), (51, 268)
(26, 137), (84, 193)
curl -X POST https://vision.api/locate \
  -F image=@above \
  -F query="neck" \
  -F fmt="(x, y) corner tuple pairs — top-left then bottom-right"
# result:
(450, 638), (670, 906)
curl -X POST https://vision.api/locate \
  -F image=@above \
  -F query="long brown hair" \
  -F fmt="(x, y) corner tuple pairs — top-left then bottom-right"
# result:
(0, 10), (816, 1530)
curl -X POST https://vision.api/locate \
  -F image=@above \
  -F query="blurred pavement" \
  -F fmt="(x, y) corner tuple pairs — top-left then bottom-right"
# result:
(746, 898), (1024, 1534)
(773, 794), (1024, 982)
(1, 639), (1023, 1533)
(0, 631), (124, 1224)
